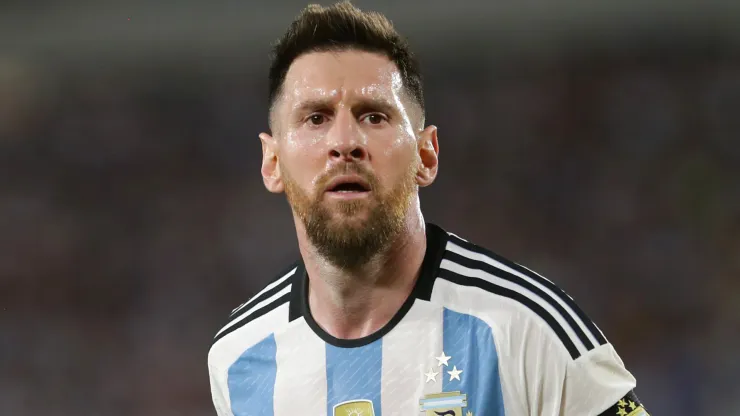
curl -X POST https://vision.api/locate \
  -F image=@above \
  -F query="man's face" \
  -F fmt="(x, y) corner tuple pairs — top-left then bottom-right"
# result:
(263, 50), (428, 270)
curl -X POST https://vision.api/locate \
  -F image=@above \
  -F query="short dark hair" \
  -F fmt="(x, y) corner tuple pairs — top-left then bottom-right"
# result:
(268, 1), (424, 118)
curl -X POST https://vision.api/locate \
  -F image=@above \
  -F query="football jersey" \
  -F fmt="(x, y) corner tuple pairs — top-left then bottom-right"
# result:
(208, 223), (644, 416)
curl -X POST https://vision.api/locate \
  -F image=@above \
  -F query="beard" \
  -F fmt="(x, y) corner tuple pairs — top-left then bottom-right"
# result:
(282, 161), (418, 271)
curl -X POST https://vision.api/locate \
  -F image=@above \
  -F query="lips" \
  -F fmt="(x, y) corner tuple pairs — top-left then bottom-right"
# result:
(325, 175), (371, 193)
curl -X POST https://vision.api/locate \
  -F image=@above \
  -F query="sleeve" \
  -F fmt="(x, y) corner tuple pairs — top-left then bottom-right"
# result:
(499, 309), (645, 416)
(208, 351), (232, 416)
(562, 343), (645, 415)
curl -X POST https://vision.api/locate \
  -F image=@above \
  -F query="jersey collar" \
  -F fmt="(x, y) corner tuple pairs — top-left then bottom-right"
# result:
(289, 222), (448, 348)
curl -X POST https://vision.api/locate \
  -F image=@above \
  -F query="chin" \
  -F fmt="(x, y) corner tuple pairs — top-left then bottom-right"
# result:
(328, 211), (372, 227)
(324, 198), (371, 216)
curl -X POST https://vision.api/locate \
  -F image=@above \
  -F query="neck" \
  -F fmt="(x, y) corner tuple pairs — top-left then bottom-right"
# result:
(297, 204), (427, 340)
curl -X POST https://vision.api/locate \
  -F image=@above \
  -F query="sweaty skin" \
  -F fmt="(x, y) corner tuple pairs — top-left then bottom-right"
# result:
(278, 52), (420, 193)
(259, 50), (440, 340)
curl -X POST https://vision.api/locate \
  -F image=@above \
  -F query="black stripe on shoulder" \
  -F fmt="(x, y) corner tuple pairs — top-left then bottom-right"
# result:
(446, 233), (607, 346)
(228, 261), (298, 318)
(213, 292), (290, 344)
(445, 251), (595, 351)
(289, 262), (306, 322)
(438, 268), (581, 359)
(213, 262), (299, 345)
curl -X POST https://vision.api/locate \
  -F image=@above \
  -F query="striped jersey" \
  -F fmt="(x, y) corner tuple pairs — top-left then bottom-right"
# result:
(208, 223), (645, 416)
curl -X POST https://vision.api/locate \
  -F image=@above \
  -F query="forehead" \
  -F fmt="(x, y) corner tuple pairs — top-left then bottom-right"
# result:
(281, 50), (404, 105)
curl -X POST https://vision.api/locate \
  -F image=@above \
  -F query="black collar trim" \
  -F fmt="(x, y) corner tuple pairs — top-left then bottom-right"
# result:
(289, 222), (448, 348)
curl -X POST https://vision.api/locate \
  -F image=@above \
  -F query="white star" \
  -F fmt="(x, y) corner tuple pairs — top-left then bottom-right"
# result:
(435, 352), (451, 367)
(424, 368), (439, 383)
(447, 365), (463, 381)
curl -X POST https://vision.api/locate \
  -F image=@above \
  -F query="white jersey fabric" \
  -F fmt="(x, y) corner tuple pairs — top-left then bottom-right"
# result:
(208, 223), (638, 416)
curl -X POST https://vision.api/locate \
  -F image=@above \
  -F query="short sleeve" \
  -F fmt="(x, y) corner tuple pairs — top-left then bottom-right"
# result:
(497, 309), (637, 415)
(208, 354), (232, 416)
(562, 343), (637, 414)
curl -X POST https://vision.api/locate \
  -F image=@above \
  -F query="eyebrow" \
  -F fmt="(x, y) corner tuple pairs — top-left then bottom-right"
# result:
(293, 96), (399, 117)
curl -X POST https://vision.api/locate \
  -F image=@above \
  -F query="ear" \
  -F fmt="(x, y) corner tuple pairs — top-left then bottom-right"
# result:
(259, 132), (284, 194)
(416, 125), (439, 187)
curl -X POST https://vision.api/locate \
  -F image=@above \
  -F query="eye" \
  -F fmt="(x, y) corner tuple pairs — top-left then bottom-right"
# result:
(362, 113), (387, 125)
(307, 114), (327, 126)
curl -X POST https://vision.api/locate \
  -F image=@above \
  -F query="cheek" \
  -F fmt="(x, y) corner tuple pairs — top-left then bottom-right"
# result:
(284, 127), (326, 152)
(387, 128), (418, 166)
(374, 138), (418, 186)
(382, 125), (416, 158)
(280, 138), (327, 192)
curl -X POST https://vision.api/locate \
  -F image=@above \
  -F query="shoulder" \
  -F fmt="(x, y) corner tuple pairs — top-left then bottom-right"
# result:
(211, 261), (301, 347)
(430, 226), (608, 360)
(430, 226), (638, 412)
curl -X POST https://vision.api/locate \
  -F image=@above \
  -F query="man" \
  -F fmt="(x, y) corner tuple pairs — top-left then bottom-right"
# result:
(208, 2), (648, 415)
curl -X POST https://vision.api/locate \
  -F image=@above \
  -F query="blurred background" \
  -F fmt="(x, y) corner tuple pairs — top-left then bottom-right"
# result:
(1, 0), (739, 415)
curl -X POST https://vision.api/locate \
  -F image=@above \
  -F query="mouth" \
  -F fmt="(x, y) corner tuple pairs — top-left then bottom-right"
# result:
(324, 175), (372, 197)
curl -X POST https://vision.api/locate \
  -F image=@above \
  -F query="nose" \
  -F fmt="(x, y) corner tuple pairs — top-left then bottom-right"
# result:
(326, 111), (369, 162)
(329, 145), (367, 161)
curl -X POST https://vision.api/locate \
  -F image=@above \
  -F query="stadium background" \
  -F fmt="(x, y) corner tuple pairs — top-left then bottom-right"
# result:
(1, 0), (738, 415)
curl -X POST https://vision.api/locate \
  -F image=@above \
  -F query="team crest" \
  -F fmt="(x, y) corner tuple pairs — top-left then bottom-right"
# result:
(419, 391), (469, 416)
(419, 351), (473, 416)
(333, 399), (375, 416)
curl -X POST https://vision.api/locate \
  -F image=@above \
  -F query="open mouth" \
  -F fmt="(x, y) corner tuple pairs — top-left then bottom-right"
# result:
(325, 176), (371, 195)
(328, 182), (369, 193)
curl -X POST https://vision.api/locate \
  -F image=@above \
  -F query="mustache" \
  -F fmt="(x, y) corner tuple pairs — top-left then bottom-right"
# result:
(317, 163), (377, 190)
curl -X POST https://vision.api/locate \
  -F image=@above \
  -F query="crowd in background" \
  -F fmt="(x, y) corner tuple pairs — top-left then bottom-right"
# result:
(0, 43), (738, 415)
